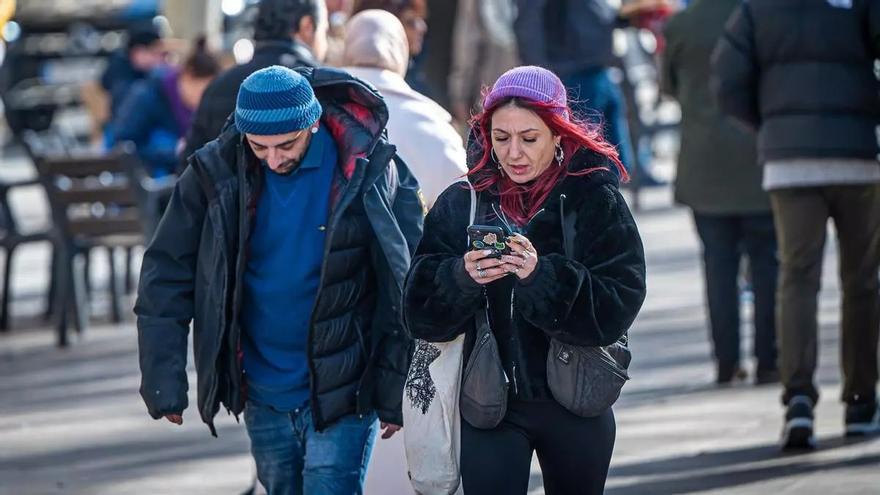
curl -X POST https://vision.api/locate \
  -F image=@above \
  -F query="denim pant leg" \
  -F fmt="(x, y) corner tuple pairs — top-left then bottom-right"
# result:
(740, 213), (779, 371)
(301, 412), (378, 495)
(563, 68), (636, 172)
(244, 401), (305, 495)
(693, 213), (742, 368)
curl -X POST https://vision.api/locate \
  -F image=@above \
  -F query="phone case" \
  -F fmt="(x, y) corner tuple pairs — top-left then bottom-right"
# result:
(467, 225), (511, 258)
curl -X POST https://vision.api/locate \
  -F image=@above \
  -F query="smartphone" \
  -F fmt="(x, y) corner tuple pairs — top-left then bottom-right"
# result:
(467, 225), (511, 258)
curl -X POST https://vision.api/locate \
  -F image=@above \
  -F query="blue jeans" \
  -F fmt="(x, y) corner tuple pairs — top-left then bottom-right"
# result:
(244, 401), (378, 495)
(562, 68), (635, 173)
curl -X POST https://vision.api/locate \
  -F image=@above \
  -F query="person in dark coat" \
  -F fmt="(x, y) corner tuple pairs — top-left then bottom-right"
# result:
(713, 0), (880, 450)
(403, 66), (646, 494)
(661, 0), (778, 385)
(135, 65), (423, 494)
(181, 0), (327, 164)
(100, 23), (167, 119)
(113, 37), (221, 177)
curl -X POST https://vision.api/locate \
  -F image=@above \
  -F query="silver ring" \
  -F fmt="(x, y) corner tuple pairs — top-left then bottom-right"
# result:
(476, 262), (482, 270)
(477, 269), (486, 278)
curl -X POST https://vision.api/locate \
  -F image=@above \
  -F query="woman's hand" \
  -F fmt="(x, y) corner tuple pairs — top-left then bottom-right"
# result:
(464, 249), (511, 285)
(502, 234), (539, 280)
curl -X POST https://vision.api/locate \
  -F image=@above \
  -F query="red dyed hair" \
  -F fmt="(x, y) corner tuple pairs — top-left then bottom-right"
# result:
(467, 97), (628, 226)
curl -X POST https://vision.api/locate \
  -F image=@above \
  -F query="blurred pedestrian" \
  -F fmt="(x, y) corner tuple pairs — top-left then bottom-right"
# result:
(136, 65), (423, 494)
(714, 0), (880, 450)
(342, 9), (466, 208)
(113, 36), (221, 177)
(101, 23), (167, 119)
(448, 0), (519, 129)
(182, 0), (328, 162)
(662, 0), (778, 386)
(402, 66), (646, 494)
(351, 0), (429, 95)
(513, 0), (666, 185)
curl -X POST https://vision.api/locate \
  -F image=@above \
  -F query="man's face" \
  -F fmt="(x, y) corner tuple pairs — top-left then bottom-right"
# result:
(246, 128), (314, 175)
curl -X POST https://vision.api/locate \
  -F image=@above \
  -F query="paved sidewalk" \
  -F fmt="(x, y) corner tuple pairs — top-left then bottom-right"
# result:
(1, 183), (878, 494)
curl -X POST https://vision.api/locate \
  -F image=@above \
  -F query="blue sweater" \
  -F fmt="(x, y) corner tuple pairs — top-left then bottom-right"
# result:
(242, 126), (337, 410)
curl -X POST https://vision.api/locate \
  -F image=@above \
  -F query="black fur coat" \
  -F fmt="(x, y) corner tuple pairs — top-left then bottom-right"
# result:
(402, 149), (647, 400)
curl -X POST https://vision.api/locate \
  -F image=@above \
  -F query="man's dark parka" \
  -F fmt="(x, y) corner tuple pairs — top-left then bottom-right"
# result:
(136, 67), (423, 434)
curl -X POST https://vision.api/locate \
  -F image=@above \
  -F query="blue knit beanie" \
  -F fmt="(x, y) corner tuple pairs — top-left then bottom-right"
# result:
(235, 65), (323, 136)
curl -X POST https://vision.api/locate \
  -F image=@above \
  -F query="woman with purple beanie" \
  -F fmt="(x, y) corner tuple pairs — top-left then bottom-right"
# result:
(403, 66), (646, 493)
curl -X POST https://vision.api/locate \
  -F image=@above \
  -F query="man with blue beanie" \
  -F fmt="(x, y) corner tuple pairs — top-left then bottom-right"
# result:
(135, 64), (424, 494)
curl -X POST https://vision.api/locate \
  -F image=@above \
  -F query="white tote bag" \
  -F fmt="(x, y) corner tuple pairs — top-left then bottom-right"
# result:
(403, 335), (465, 494)
(403, 183), (477, 495)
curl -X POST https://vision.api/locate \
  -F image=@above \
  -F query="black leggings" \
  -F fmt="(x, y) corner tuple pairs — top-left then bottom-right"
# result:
(461, 400), (616, 495)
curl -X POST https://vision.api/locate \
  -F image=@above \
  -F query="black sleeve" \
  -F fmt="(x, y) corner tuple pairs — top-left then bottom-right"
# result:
(370, 156), (425, 426)
(402, 186), (485, 343)
(514, 185), (646, 347)
(134, 165), (207, 419)
(711, 2), (761, 130)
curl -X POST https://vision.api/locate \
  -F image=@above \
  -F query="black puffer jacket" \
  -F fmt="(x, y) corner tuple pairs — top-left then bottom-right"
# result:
(712, 0), (880, 163)
(181, 40), (318, 168)
(136, 67), (423, 434)
(403, 150), (646, 402)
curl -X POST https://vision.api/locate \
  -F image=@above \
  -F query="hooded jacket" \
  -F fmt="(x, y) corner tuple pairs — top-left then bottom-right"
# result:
(136, 66), (423, 434)
(402, 147), (646, 404)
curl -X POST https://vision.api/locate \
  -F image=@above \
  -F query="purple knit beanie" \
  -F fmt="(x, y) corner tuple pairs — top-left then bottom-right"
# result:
(483, 66), (569, 119)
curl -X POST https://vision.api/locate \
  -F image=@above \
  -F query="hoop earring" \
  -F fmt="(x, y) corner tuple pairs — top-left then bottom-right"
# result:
(555, 144), (565, 167)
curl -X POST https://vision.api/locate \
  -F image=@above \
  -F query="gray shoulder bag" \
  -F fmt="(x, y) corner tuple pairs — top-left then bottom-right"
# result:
(459, 183), (509, 430)
(546, 203), (632, 417)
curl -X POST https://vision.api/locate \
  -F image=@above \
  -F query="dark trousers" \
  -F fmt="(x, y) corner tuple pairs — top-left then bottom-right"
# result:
(693, 212), (779, 372)
(461, 400), (615, 495)
(770, 185), (880, 405)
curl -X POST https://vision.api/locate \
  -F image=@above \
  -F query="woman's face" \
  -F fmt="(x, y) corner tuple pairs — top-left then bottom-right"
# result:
(490, 104), (560, 184)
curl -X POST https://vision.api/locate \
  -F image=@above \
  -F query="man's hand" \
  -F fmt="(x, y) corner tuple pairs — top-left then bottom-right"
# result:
(164, 414), (183, 425)
(380, 422), (402, 439)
